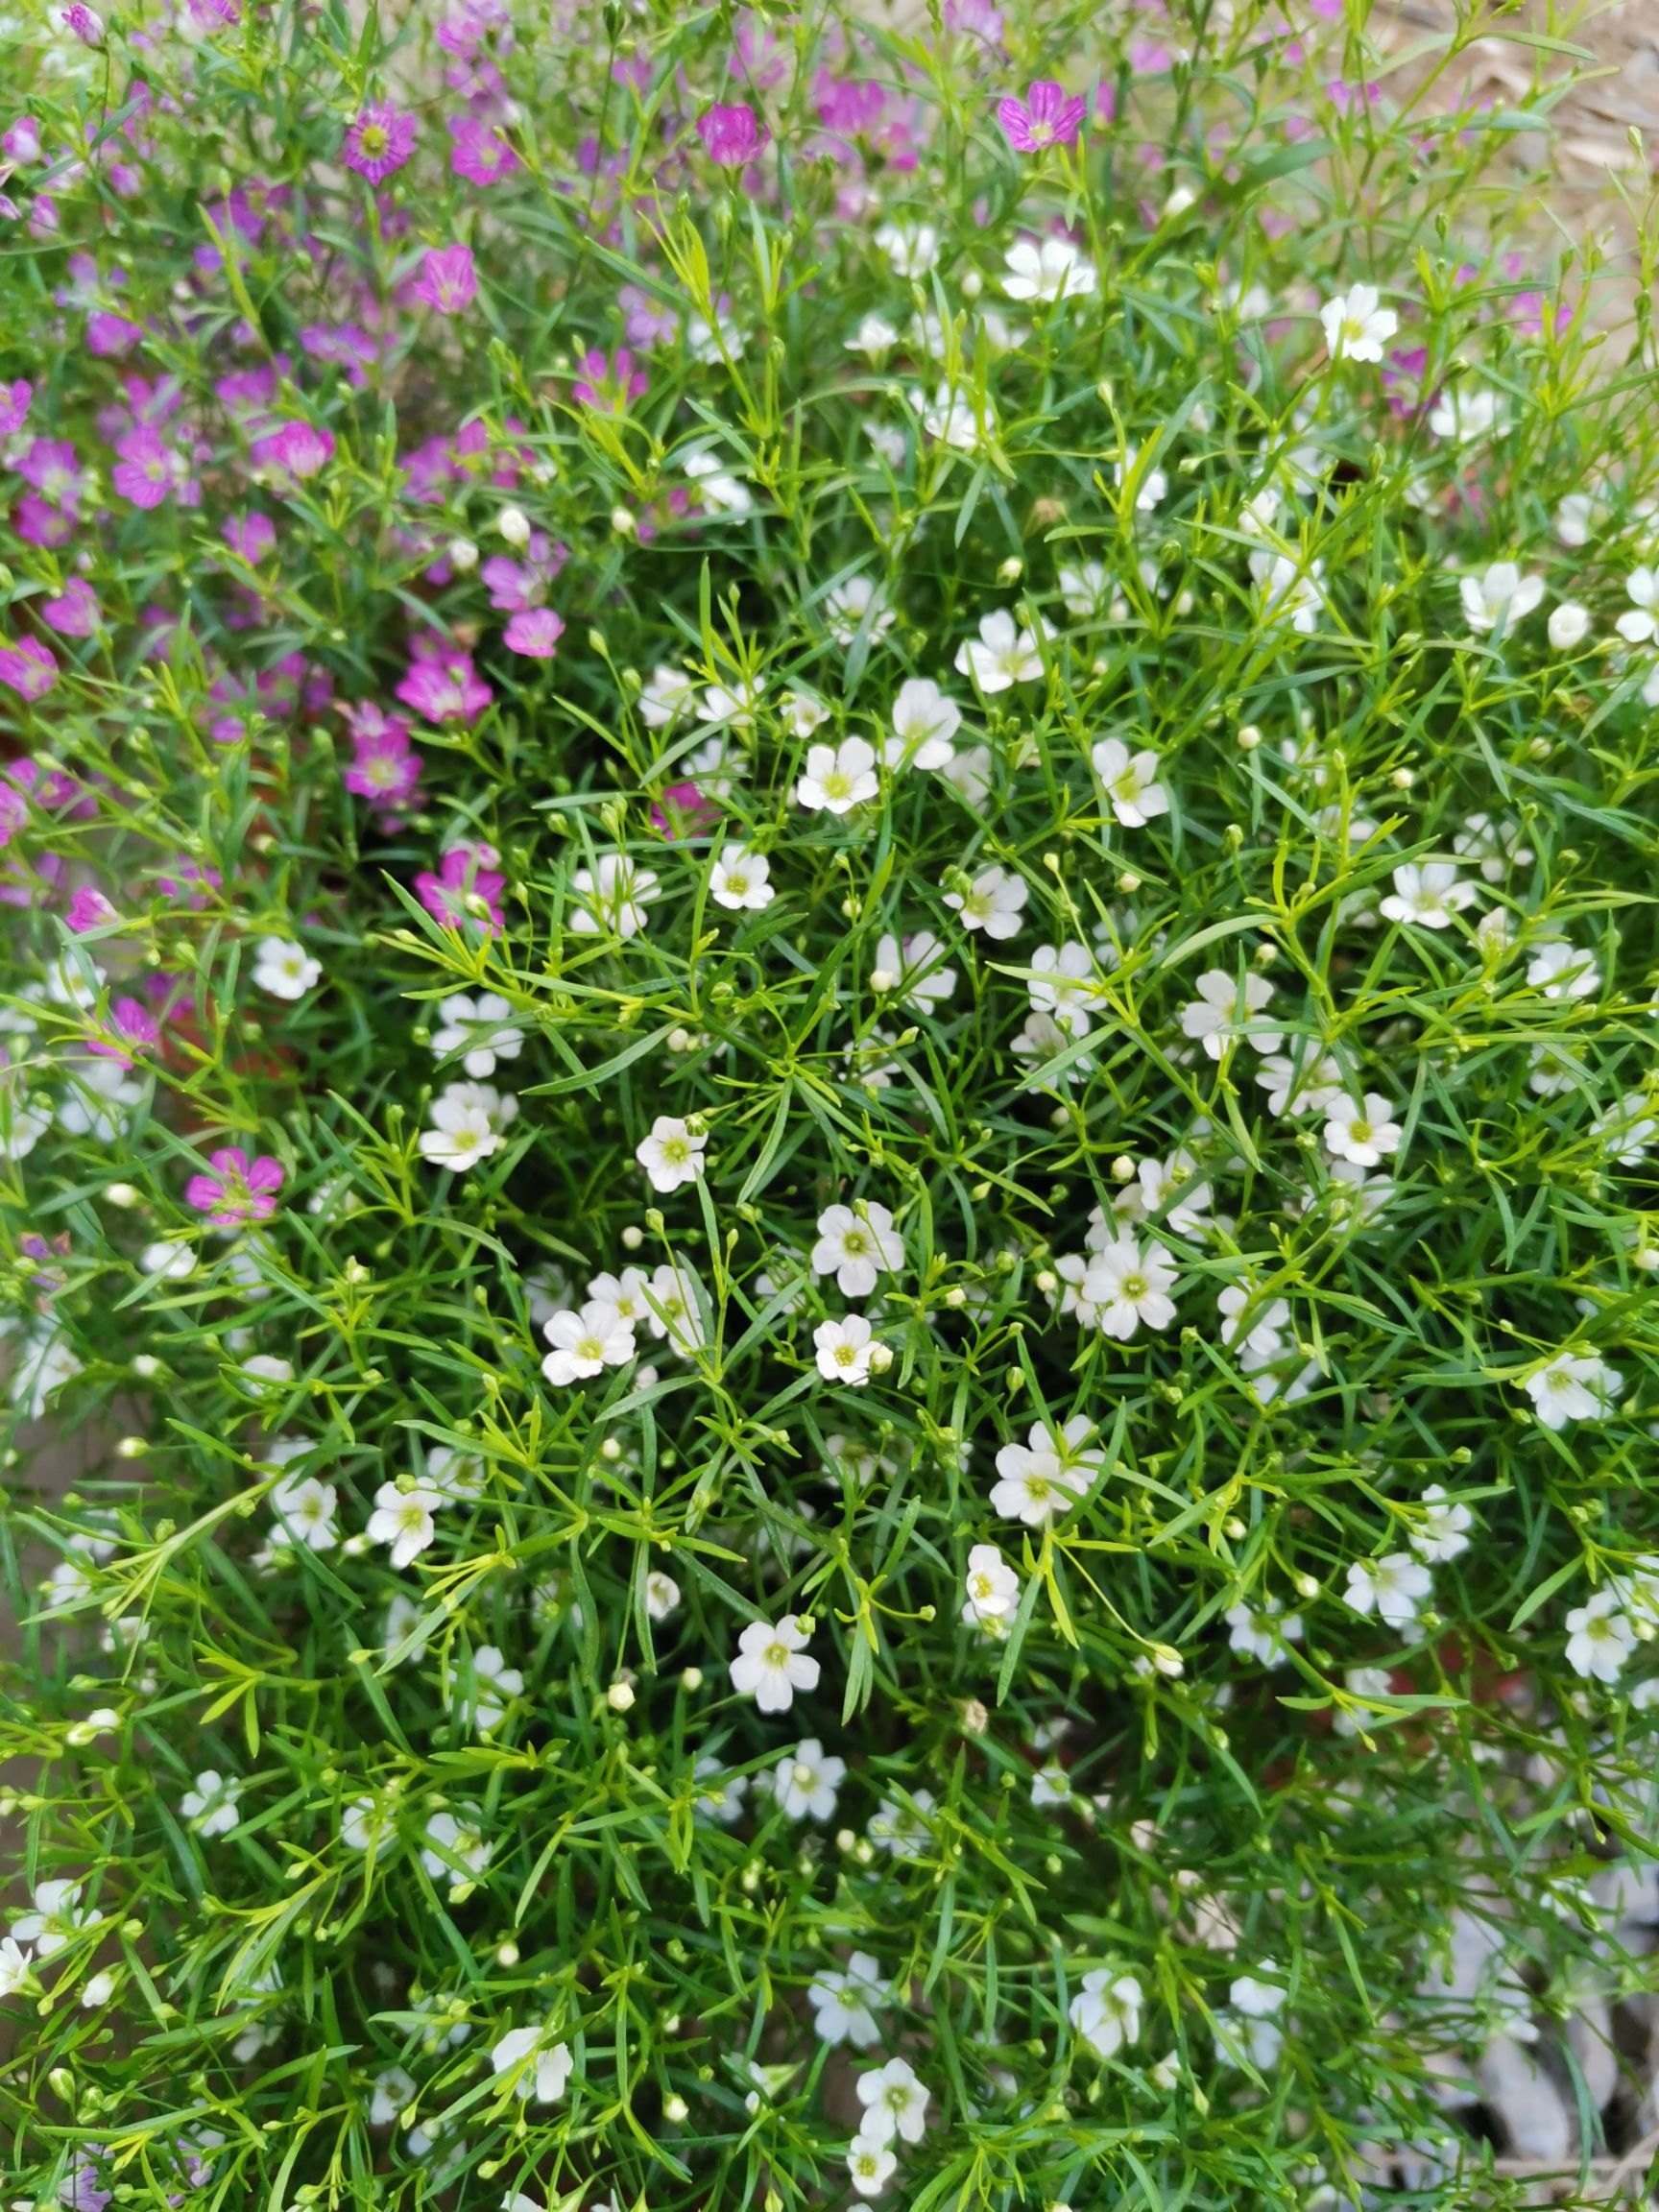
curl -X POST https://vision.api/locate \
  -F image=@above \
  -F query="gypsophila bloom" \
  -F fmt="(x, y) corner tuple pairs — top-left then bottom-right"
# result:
(709, 844), (775, 910)
(962, 1543), (1021, 1626)
(419, 1083), (516, 1172)
(251, 936), (322, 1001)
(1180, 970), (1281, 1058)
(569, 853), (661, 937)
(1323, 1093), (1403, 1167)
(1526, 1351), (1622, 1430)
(1320, 284), (1397, 363)
(1002, 235), (1096, 302)
(815, 1312), (878, 1385)
(811, 1201), (905, 1297)
(180, 1769), (241, 1837)
(366, 1481), (443, 1569)
(1379, 862), (1477, 928)
(772, 1738), (847, 1819)
(1345, 1553), (1433, 1629)
(847, 2139), (897, 2198)
(431, 993), (522, 1078)
(343, 101), (416, 182)
(1460, 561), (1544, 635)
(998, 80), (1088, 153)
(955, 609), (1047, 690)
(945, 863), (1027, 939)
(730, 1615), (819, 1713)
(1565, 1591), (1635, 1683)
(541, 1301), (636, 1386)
(1070, 1969), (1142, 2057)
(797, 736), (878, 814)
(809, 1952), (890, 2048)
(491, 2022), (574, 2104)
(1092, 737), (1169, 827)
(884, 677), (960, 770)
(854, 2056), (930, 2145)
(635, 1115), (708, 1193)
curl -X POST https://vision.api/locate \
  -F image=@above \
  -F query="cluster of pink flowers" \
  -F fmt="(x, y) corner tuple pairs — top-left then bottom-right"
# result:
(186, 1147), (284, 1227)
(415, 841), (505, 934)
(342, 702), (422, 812)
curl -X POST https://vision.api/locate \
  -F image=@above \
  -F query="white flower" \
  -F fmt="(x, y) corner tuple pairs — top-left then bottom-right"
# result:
(1082, 1236), (1178, 1339)
(815, 1312), (878, 1386)
(1527, 940), (1598, 1000)
(1319, 283), (1397, 364)
(873, 928), (956, 1012)
(541, 1301), (637, 1385)
(684, 447), (753, 516)
(1548, 601), (1590, 651)
(635, 1114), (707, 1193)
(252, 936), (321, 1001)
(826, 576), (895, 645)
(270, 1471), (339, 1551)
(1565, 1590), (1635, 1683)
(0, 1936), (33, 1996)
(729, 1615), (819, 1713)
(1616, 566), (1659, 646)
(642, 1260), (709, 1354)
(10, 1877), (99, 1958)
(883, 678), (960, 770)
(643, 1569), (681, 1621)
(1459, 562), (1544, 635)
(1002, 235), (1096, 302)
(780, 690), (829, 737)
(1378, 862), (1476, 929)
(846, 312), (899, 362)
(991, 1415), (1104, 1526)
(491, 2022), (573, 2104)
(798, 735), (878, 814)
(463, 1645), (523, 1732)
(341, 1793), (394, 1852)
(1179, 969), (1280, 1059)
(1059, 561), (1109, 617)
(854, 2056), (930, 2146)
(1091, 738), (1168, 827)
(432, 992), (522, 1078)
(709, 844), (775, 910)
(1225, 1600), (1301, 1666)
(944, 864), (1027, 940)
(811, 1201), (905, 1297)
(808, 1951), (890, 2047)
(1322, 1093), (1403, 1167)
(919, 381), (995, 453)
(1070, 1969), (1142, 2057)
(367, 1480), (444, 1568)
(1256, 1050), (1342, 1118)
(847, 2137), (897, 2198)
(692, 1755), (748, 1824)
(369, 2064), (415, 2126)
(962, 1543), (1021, 1625)
(1525, 1350), (1621, 1430)
(639, 664), (695, 727)
(1251, 548), (1324, 633)
(1114, 445), (1166, 513)
(869, 1789), (936, 1857)
(180, 1768), (241, 1838)
(1028, 941), (1103, 1033)
(420, 1807), (493, 1892)
(953, 609), (1046, 691)
(569, 852), (661, 938)
(1345, 1552), (1432, 1629)
(0, 1088), (51, 1161)
(419, 1081), (516, 1172)
(1413, 1483), (1473, 1562)
(875, 221), (939, 277)
(1428, 384), (1502, 442)
(773, 1738), (847, 1819)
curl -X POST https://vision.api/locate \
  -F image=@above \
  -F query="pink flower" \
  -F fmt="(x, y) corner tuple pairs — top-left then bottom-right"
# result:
(448, 115), (517, 185)
(697, 103), (766, 167)
(66, 885), (117, 931)
(396, 646), (493, 725)
(261, 421), (336, 482)
(0, 785), (25, 849)
(415, 844), (505, 933)
(87, 995), (158, 1066)
(502, 608), (565, 658)
(59, 2), (104, 44)
(0, 378), (32, 435)
(112, 426), (188, 509)
(343, 706), (422, 808)
(224, 511), (276, 561)
(571, 348), (647, 412)
(186, 1146), (284, 1226)
(997, 80), (1087, 154)
(343, 101), (417, 183)
(0, 637), (58, 701)
(649, 781), (719, 840)
(412, 243), (478, 316)
(40, 579), (99, 637)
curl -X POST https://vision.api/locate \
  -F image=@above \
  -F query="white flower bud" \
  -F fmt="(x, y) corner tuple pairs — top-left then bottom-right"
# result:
(496, 505), (531, 547)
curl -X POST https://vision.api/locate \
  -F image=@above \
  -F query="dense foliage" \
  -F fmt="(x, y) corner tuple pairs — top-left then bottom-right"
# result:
(3, 0), (1659, 2205)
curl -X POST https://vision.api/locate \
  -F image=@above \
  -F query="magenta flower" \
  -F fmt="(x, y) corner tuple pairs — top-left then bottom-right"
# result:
(186, 1146), (284, 1226)
(225, 511), (276, 562)
(0, 637), (58, 702)
(503, 607), (565, 658)
(112, 426), (189, 510)
(997, 80), (1087, 154)
(481, 532), (566, 613)
(343, 705), (422, 807)
(343, 101), (417, 183)
(649, 781), (719, 840)
(0, 379), (32, 436)
(66, 885), (117, 931)
(261, 421), (336, 482)
(571, 348), (648, 413)
(0, 785), (25, 849)
(59, 2), (104, 44)
(412, 243), (478, 316)
(415, 844), (505, 934)
(40, 579), (100, 637)
(87, 995), (158, 1067)
(396, 647), (493, 725)
(697, 103), (766, 167)
(448, 115), (517, 185)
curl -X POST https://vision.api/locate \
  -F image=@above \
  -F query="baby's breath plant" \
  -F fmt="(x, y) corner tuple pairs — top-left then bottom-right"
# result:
(5, 0), (1659, 2205)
